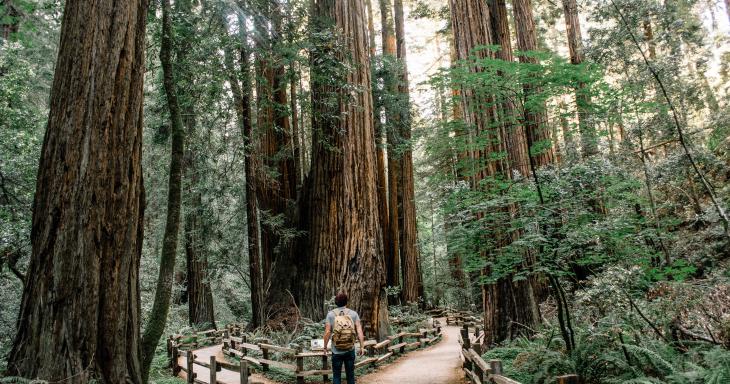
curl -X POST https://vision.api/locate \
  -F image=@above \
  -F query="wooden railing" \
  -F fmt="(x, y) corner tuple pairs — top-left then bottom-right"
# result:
(169, 320), (442, 384)
(458, 323), (580, 384)
(446, 310), (483, 327)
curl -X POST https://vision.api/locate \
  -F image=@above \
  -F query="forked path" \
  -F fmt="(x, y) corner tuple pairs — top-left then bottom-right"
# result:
(176, 319), (464, 384)
(359, 321), (464, 384)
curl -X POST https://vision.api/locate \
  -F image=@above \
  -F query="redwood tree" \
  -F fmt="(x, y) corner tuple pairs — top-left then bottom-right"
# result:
(379, 0), (401, 297)
(254, 0), (299, 319)
(562, 0), (597, 157)
(221, 9), (265, 328)
(513, 0), (554, 167)
(299, 0), (389, 338)
(6, 0), (148, 381)
(450, 0), (541, 345)
(393, 0), (423, 304)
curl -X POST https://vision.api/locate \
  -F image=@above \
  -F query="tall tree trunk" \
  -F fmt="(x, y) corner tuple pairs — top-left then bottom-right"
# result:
(380, 0), (401, 300)
(141, 0), (186, 378)
(175, 0), (215, 331)
(222, 12), (265, 328)
(447, 34), (470, 310)
(299, 0), (389, 339)
(450, 0), (540, 345)
(184, 185), (216, 329)
(491, 0), (543, 329)
(368, 0), (391, 306)
(393, 0), (423, 304)
(513, 0), (555, 166)
(562, 0), (597, 157)
(489, 0), (530, 178)
(7, 0), (148, 382)
(254, 1), (298, 321)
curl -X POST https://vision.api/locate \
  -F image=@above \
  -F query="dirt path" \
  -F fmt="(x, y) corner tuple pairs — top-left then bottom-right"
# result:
(176, 319), (464, 384)
(359, 321), (464, 384)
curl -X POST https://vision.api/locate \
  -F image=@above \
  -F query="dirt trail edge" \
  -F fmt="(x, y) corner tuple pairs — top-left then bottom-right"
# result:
(359, 320), (465, 384)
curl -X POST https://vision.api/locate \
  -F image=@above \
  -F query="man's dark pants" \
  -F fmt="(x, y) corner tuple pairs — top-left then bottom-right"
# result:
(331, 350), (356, 384)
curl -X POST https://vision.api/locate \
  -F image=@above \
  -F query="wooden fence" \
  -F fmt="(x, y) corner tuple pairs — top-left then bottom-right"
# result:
(458, 323), (579, 384)
(446, 310), (483, 327)
(169, 321), (442, 384)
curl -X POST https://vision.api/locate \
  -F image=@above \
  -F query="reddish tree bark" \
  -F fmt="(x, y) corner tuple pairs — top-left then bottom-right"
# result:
(254, 1), (299, 320)
(380, 0), (401, 298)
(299, 0), (389, 339)
(513, 0), (554, 167)
(7, 0), (148, 382)
(393, 0), (423, 304)
(562, 0), (597, 157)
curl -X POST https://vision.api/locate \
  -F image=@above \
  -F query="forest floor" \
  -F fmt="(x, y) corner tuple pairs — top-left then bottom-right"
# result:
(176, 318), (464, 384)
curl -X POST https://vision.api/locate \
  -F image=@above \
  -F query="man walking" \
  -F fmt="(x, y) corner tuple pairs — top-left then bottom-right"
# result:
(323, 292), (366, 384)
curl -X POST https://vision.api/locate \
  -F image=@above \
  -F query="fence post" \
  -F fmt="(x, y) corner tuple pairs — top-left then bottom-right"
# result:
(261, 339), (269, 371)
(398, 334), (405, 354)
(557, 374), (580, 384)
(223, 330), (230, 349)
(322, 353), (330, 382)
(460, 326), (471, 350)
(210, 355), (217, 384)
(241, 335), (247, 356)
(171, 346), (180, 376)
(489, 359), (503, 375)
(239, 360), (249, 384)
(166, 337), (172, 365)
(186, 353), (195, 384)
(296, 345), (305, 384)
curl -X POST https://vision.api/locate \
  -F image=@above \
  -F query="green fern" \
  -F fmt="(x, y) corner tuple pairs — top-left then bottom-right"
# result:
(622, 344), (676, 377)
(620, 377), (666, 384)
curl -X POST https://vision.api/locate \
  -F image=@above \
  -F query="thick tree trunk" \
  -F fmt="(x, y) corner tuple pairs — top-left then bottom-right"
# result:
(450, 0), (540, 345)
(299, 0), (389, 339)
(7, 0), (148, 382)
(513, 0), (554, 167)
(141, 0), (185, 378)
(562, 0), (597, 157)
(393, 0), (423, 304)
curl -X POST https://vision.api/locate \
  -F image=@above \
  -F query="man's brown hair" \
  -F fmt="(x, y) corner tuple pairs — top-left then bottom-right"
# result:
(335, 292), (348, 307)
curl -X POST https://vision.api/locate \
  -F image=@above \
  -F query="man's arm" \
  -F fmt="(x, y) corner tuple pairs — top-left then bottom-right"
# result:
(323, 322), (331, 353)
(356, 320), (366, 356)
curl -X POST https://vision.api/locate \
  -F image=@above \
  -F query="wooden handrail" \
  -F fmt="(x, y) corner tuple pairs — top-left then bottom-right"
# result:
(170, 323), (443, 384)
(460, 323), (579, 384)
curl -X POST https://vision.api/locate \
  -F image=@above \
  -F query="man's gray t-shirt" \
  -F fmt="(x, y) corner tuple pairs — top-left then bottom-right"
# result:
(326, 307), (360, 354)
